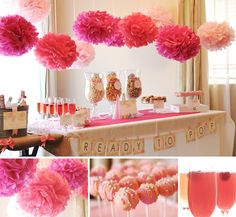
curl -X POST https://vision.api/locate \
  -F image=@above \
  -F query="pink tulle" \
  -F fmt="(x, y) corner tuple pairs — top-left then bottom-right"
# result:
(141, 6), (173, 27)
(18, 169), (70, 217)
(119, 12), (158, 48)
(197, 22), (235, 51)
(0, 15), (38, 56)
(0, 159), (38, 197)
(18, 0), (51, 23)
(72, 40), (95, 68)
(105, 17), (125, 47)
(156, 24), (200, 62)
(35, 33), (78, 70)
(73, 11), (117, 44)
(49, 159), (88, 190)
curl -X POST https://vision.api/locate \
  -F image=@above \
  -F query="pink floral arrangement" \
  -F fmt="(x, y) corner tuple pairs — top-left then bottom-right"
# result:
(73, 11), (117, 44)
(18, 169), (70, 217)
(0, 15), (38, 56)
(0, 159), (38, 197)
(197, 22), (235, 51)
(72, 40), (95, 68)
(17, 0), (51, 23)
(141, 6), (173, 27)
(119, 12), (158, 48)
(34, 33), (78, 70)
(49, 159), (88, 190)
(156, 24), (200, 62)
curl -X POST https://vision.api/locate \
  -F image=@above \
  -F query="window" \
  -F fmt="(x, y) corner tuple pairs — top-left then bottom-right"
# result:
(206, 0), (236, 84)
(0, 0), (46, 120)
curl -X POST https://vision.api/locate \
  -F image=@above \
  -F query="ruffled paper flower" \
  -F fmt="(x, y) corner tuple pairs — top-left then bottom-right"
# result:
(119, 12), (158, 48)
(0, 159), (38, 197)
(71, 40), (95, 68)
(197, 22), (235, 51)
(49, 159), (88, 190)
(17, 0), (51, 23)
(141, 6), (173, 27)
(0, 15), (38, 56)
(73, 11), (117, 44)
(156, 24), (200, 62)
(105, 17), (125, 47)
(35, 33), (78, 70)
(18, 169), (70, 217)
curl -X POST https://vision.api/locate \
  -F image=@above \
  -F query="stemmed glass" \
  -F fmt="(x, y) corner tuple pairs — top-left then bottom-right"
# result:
(188, 159), (216, 217)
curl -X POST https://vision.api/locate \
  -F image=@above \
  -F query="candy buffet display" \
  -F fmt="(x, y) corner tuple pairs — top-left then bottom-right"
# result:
(126, 73), (142, 99)
(105, 72), (122, 102)
(90, 159), (178, 217)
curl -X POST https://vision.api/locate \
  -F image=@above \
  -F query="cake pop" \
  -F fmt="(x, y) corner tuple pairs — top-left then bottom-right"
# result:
(137, 183), (159, 204)
(105, 169), (124, 182)
(90, 176), (103, 197)
(137, 172), (156, 185)
(119, 176), (140, 190)
(90, 165), (107, 178)
(156, 177), (176, 197)
(98, 180), (120, 201)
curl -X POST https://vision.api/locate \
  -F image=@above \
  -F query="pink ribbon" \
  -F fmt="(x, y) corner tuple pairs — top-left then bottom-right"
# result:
(0, 137), (15, 152)
(40, 134), (55, 147)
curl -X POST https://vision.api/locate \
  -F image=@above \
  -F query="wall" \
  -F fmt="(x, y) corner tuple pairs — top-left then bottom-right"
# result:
(55, 0), (180, 112)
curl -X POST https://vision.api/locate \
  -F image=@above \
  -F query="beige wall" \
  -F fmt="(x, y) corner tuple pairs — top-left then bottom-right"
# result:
(55, 0), (180, 112)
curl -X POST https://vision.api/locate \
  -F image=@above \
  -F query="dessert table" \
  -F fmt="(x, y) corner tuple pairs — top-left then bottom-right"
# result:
(42, 110), (235, 157)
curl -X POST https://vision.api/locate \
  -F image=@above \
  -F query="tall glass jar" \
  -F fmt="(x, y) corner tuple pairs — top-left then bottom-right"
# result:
(85, 72), (105, 119)
(125, 69), (142, 99)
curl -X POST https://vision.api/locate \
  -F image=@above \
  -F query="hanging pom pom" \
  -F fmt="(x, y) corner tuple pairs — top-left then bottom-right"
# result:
(18, 169), (71, 217)
(73, 11), (117, 44)
(0, 159), (38, 197)
(197, 22), (235, 51)
(141, 6), (173, 27)
(34, 33), (78, 70)
(0, 15), (38, 56)
(49, 159), (88, 190)
(119, 12), (158, 48)
(17, 0), (51, 23)
(156, 24), (200, 62)
(71, 40), (95, 68)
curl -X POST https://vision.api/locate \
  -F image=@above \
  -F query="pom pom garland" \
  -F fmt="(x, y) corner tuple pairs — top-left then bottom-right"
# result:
(34, 33), (78, 70)
(156, 24), (200, 62)
(49, 159), (88, 190)
(197, 22), (235, 51)
(18, 0), (51, 23)
(18, 169), (70, 217)
(0, 15), (38, 56)
(119, 12), (158, 48)
(0, 159), (38, 197)
(73, 11), (117, 44)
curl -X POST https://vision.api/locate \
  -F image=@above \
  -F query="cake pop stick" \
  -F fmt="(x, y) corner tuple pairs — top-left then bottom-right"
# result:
(97, 196), (102, 217)
(127, 211), (131, 217)
(110, 201), (116, 217)
(163, 197), (167, 217)
(145, 205), (149, 217)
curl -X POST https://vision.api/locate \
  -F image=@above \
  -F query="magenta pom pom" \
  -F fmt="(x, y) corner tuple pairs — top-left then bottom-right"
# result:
(197, 22), (235, 51)
(18, 169), (71, 217)
(49, 159), (88, 190)
(0, 159), (38, 197)
(119, 12), (158, 48)
(0, 15), (38, 56)
(18, 0), (51, 23)
(72, 40), (95, 68)
(35, 33), (78, 70)
(73, 11), (117, 44)
(156, 24), (200, 62)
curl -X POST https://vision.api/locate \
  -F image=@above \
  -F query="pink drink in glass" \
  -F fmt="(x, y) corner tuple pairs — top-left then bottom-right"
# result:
(188, 172), (216, 217)
(217, 172), (236, 212)
(69, 103), (76, 115)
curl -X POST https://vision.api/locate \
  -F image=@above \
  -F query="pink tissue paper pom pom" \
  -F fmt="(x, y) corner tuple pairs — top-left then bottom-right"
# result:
(156, 24), (200, 62)
(119, 12), (158, 48)
(141, 6), (173, 27)
(0, 15), (38, 56)
(75, 182), (88, 199)
(35, 33), (78, 70)
(18, 0), (51, 23)
(73, 11), (117, 44)
(71, 40), (95, 68)
(197, 22), (235, 51)
(0, 159), (38, 197)
(49, 159), (88, 190)
(18, 169), (71, 217)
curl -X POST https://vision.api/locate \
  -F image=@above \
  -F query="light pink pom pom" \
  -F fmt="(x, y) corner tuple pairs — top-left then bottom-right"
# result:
(35, 33), (78, 70)
(18, 0), (51, 23)
(0, 159), (38, 197)
(197, 22), (235, 51)
(18, 169), (70, 217)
